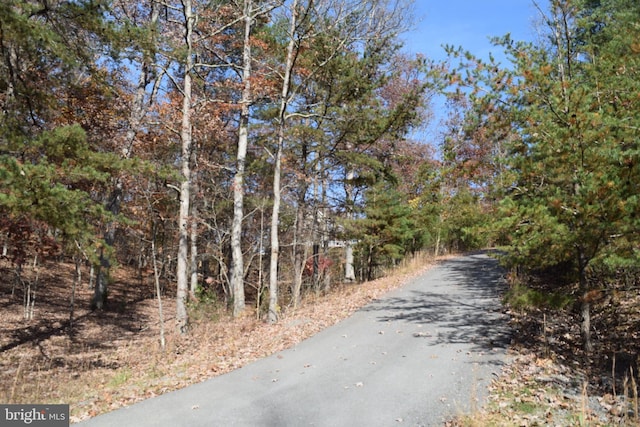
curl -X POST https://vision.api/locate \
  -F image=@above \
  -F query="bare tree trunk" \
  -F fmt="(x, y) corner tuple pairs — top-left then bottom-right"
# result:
(291, 192), (307, 308)
(255, 202), (266, 319)
(311, 159), (321, 290)
(24, 254), (39, 320)
(190, 195), (198, 296)
(88, 264), (95, 290)
(176, 0), (195, 334)
(344, 243), (355, 281)
(269, 0), (300, 323)
(70, 251), (82, 330)
(92, 193), (119, 310)
(320, 171), (331, 292)
(581, 297), (592, 352)
(344, 167), (356, 282)
(578, 249), (593, 353)
(230, 0), (253, 317)
(434, 224), (441, 257)
(268, 145), (283, 323)
(152, 226), (166, 350)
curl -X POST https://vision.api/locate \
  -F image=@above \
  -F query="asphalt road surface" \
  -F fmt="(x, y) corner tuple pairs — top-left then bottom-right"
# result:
(79, 252), (512, 427)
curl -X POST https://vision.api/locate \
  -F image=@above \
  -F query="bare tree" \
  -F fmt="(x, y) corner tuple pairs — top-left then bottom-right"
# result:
(228, 0), (284, 317)
(175, 0), (196, 334)
(269, 0), (302, 323)
(265, 0), (416, 317)
(230, 0), (259, 318)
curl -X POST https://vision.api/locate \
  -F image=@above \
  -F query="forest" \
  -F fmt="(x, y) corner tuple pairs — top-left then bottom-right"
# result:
(0, 0), (450, 333)
(1, 0), (640, 421)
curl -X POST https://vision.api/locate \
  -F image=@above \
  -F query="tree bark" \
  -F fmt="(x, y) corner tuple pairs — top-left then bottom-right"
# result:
(269, 0), (300, 323)
(151, 223), (166, 350)
(190, 205), (198, 295)
(291, 198), (307, 308)
(344, 166), (356, 282)
(268, 141), (283, 323)
(577, 248), (593, 352)
(92, 188), (120, 310)
(176, 0), (195, 334)
(230, 0), (253, 317)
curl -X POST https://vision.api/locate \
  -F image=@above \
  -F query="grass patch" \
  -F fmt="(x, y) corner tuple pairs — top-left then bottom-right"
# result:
(108, 368), (132, 388)
(510, 399), (540, 414)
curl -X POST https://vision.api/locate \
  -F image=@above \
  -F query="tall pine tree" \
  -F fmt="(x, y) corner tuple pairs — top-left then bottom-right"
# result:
(491, 0), (640, 351)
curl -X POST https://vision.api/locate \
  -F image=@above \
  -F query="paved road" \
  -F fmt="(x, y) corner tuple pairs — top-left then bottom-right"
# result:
(79, 252), (511, 427)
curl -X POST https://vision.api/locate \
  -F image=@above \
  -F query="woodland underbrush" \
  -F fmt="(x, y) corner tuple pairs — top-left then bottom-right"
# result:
(450, 263), (640, 426)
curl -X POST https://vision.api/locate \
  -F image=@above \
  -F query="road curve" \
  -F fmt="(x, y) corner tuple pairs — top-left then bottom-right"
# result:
(78, 252), (511, 427)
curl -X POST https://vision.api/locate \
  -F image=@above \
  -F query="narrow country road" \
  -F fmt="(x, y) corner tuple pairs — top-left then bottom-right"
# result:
(78, 252), (512, 427)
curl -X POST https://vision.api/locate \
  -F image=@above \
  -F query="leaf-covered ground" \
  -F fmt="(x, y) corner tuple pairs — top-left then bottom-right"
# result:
(0, 255), (442, 422)
(1, 254), (638, 425)
(449, 284), (640, 427)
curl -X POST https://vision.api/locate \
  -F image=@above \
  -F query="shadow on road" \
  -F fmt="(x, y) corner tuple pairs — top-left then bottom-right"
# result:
(363, 252), (512, 357)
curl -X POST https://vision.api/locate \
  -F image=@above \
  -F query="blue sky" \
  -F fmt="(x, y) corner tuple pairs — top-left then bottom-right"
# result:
(400, 1), (543, 141)
(402, 1), (540, 64)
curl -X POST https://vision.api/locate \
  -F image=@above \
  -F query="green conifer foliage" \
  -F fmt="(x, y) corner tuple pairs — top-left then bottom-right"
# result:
(0, 1), (124, 269)
(348, 180), (418, 281)
(489, 0), (640, 351)
(497, 0), (640, 272)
